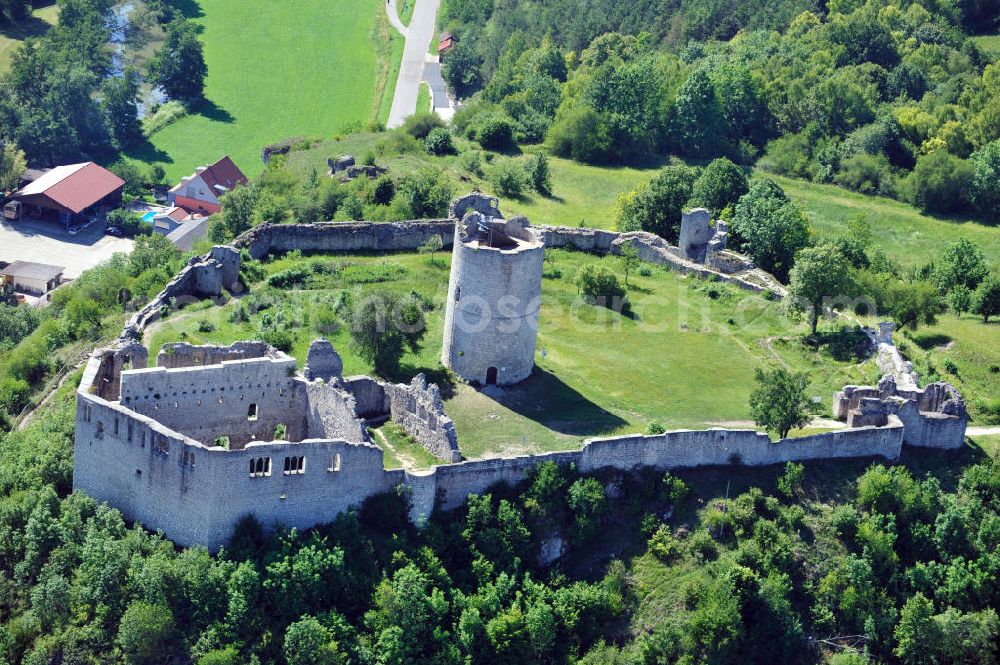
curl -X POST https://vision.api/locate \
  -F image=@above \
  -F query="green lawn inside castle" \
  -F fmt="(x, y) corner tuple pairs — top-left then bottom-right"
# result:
(144, 247), (880, 464)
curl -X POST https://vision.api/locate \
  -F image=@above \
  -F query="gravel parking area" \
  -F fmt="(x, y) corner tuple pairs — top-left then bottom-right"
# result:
(0, 218), (133, 280)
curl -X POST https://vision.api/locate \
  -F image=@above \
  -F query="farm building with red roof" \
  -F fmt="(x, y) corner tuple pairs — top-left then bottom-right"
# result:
(11, 162), (124, 227)
(168, 156), (248, 215)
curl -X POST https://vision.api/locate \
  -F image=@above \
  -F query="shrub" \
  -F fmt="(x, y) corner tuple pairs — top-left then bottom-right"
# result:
(646, 421), (666, 434)
(547, 106), (610, 163)
(528, 152), (552, 195)
(576, 264), (628, 312)
(196, 319), (215, 333)
(647, 526), (681, 562)
(489, 159), (526, 197)
(903, 150), (974, 213)
(835, 153), (897, 197)
(261, 330), (293, 352)
(402, 112), (444, 139)
(424, 127), (455, 155)
(459, 149), (486, 176)
(470, 114), (516, 151)
(371, 175), (396, 206)
(267, 267), (310, 289)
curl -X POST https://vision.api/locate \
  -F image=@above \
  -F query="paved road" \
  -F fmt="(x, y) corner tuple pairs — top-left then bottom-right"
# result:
(422, 60), (454, 120)
(386, 0), (443, 127)
(968, 426), (1000, 436)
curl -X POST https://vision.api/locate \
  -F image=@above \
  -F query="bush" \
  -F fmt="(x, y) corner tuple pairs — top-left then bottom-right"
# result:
(547, 106), (610, 163)
(835, 153), (897, 197)
(904, 150), (974, 213)
(261, 330), (293, 353)
(647, 526), (681, 562)
(470, 114), (516, 151)
(402, 112), (444, 139)
(459, 149), (486, 176)
(489, 159), (526, 197)
(424, 127), (455, 155)
(576, 264), (628, 312)
(646, 421), (666, 434)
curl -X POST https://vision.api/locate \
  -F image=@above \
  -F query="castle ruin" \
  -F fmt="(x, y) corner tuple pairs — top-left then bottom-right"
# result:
(72, 194), (970, 552)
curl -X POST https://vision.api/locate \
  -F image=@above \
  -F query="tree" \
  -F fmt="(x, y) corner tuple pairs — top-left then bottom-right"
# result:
(101, 67), (142, 147)
(672, 68), (730, 159)
(620, 244), (639, 287)
(949, 285), (972, 318)
(442, 38), (482, 96)
(885, 279), (944, 330)
(576, 264), (628, 313)
(418, 234), (443, 265)
(730, 179), (811, 282)
(348, 291), (426, 375)
(894, 594), (938, 665)
(546, 106), (611, 163)
(749, 367), (810, 439)
(400, 168), (453, 218)
(970, 140), (1000, 218)
(218, 184), (260, 238)
(117, 601), (175, 665)
(528, 152), (552, 195)
(424, 127), (455, 155)
(0, 140), (26, 193)
(905, 151), (974, 214)
(788, 244), (855, 334)
(971, 275), (1000, 322)
(934, 239), (989, 293)
(614, 164), (698, 242)
(691, 158), (748, 215)
(148, 19), (207, 104)
(284, 616), (342, 665)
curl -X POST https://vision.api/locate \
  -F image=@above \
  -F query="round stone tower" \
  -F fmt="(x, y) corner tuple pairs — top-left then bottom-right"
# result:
(441, 198), (544, 386)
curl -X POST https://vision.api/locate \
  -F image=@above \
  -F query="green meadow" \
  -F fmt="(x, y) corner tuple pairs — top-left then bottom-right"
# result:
(145, 249), (881, 461)
(128, 0), (398, 181)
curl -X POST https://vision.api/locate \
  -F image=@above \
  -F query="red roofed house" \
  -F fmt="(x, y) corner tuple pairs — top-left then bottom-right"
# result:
(438, 31), (456, 57)
(168, 156), (248, 215)
(12, 162), (124, 228)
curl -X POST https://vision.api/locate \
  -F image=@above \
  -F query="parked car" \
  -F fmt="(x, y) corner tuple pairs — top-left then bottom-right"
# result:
(104, 226), (124, 237)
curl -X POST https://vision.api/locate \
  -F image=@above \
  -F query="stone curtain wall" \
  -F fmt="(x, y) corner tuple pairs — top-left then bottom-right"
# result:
(540, 226), (786, 295)
(235, 221), (454, 260)
(385, 375), (461, 462)
(122, 246), (241, 339)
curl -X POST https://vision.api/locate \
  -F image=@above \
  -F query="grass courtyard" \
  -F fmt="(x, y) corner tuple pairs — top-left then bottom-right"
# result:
(126, 0), (398, 181)
(144, 248), (883, 462)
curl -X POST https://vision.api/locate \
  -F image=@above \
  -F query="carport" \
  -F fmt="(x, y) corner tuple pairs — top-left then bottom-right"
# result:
(11, 162), (125, 229)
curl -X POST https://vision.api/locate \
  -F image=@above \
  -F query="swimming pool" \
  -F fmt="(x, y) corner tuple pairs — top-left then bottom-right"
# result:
(141, 211), (157, 223)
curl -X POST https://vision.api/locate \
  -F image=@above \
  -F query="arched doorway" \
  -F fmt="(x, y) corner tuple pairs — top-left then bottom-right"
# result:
(486, 367), (498, 385)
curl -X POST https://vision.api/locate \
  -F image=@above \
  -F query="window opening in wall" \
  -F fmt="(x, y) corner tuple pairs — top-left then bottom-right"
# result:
(250, 457), (271, 477)
(284, 456), (305, 475)
(247, 403), (258, 420)
(455, 286), (461, 302)
(486, 367), (498, 385)
(113, 417), (119, 436)
(135, 469), (141, 476)
(127, 421), (133, 442)
(329, 453), (342, 472)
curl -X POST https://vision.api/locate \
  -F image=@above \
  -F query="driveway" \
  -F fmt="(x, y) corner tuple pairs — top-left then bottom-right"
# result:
(0, 218), (134, 280)
(386, 0), (447, 127)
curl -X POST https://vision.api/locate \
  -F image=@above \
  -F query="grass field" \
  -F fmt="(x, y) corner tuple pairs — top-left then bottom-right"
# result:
(417, 82), (431, 114)
(0, 2), (58, 73)
(145, 249), (878, 461)
(768, 173), (1000, 267)
(126, 0), (396, 181)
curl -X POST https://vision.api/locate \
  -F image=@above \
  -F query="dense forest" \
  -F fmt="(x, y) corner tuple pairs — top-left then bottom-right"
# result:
(0, 0), (204, 169)
(439, 0), (1000, 217)
(0, 388), (998, 664)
